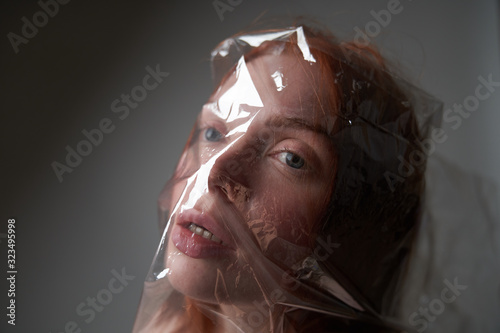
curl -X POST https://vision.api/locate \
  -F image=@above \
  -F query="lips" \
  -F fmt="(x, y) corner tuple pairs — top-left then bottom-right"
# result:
(171, 208), (236, 258)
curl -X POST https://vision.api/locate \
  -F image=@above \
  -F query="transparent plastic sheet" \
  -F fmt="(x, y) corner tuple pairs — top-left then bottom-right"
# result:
(132, 26), (447, 332)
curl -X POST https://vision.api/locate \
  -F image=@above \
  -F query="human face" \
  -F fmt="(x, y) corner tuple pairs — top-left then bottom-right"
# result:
(161, 50), (337, 306)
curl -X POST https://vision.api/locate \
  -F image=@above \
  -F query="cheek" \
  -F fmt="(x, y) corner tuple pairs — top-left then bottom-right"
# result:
(249, 176), (330, 247)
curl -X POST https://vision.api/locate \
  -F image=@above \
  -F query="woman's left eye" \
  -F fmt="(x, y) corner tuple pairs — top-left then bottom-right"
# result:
(277, 151), (305, 169)
(204, 127), (223, 142)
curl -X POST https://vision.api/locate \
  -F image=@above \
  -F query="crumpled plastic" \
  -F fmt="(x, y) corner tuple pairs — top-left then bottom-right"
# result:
(131, 25), (462, 333)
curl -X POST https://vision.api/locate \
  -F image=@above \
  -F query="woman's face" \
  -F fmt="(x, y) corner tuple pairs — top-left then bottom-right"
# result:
(161, 50), (337, 307)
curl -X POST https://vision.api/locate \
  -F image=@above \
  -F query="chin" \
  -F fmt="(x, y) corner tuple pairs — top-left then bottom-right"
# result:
(165, 241), (223, 304)
(165, 240), (266, 307)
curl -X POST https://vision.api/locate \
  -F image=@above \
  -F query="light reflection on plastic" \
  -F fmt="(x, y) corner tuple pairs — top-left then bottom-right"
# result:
(271, 70), (287, 92)
(237, 27), (316, 63)
(156, 268), (169, 279)
(226, 114), (257, 137)
(217, 57), (264, 122)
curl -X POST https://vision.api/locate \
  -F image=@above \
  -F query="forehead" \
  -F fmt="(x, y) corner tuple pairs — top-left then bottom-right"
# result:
(209, 51), (331, 127)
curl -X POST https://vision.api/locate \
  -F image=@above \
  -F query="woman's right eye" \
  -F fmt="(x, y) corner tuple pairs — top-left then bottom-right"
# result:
(204, 127), (223, 142)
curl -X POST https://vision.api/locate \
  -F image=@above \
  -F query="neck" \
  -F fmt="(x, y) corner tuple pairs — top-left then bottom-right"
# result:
(151, 297), (286, 332)
(213, 302), (286, 333)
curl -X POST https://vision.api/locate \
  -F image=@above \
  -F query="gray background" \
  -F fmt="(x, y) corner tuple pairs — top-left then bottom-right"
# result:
(1, 0), (499, 332)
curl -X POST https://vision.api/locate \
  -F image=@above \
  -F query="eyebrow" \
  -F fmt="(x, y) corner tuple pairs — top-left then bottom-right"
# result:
(265, 114), (332, 138)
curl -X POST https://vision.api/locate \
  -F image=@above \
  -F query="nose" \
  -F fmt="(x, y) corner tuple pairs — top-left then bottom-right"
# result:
(206, 133), (257, 204)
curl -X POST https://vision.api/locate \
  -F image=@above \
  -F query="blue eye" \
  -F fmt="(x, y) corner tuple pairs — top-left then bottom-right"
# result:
(204, 127), (223, 142)
(278, 151), (305, 169)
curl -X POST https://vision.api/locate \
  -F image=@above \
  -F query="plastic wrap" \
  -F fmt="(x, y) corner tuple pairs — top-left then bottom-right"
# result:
(132, 25), (446, 332)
